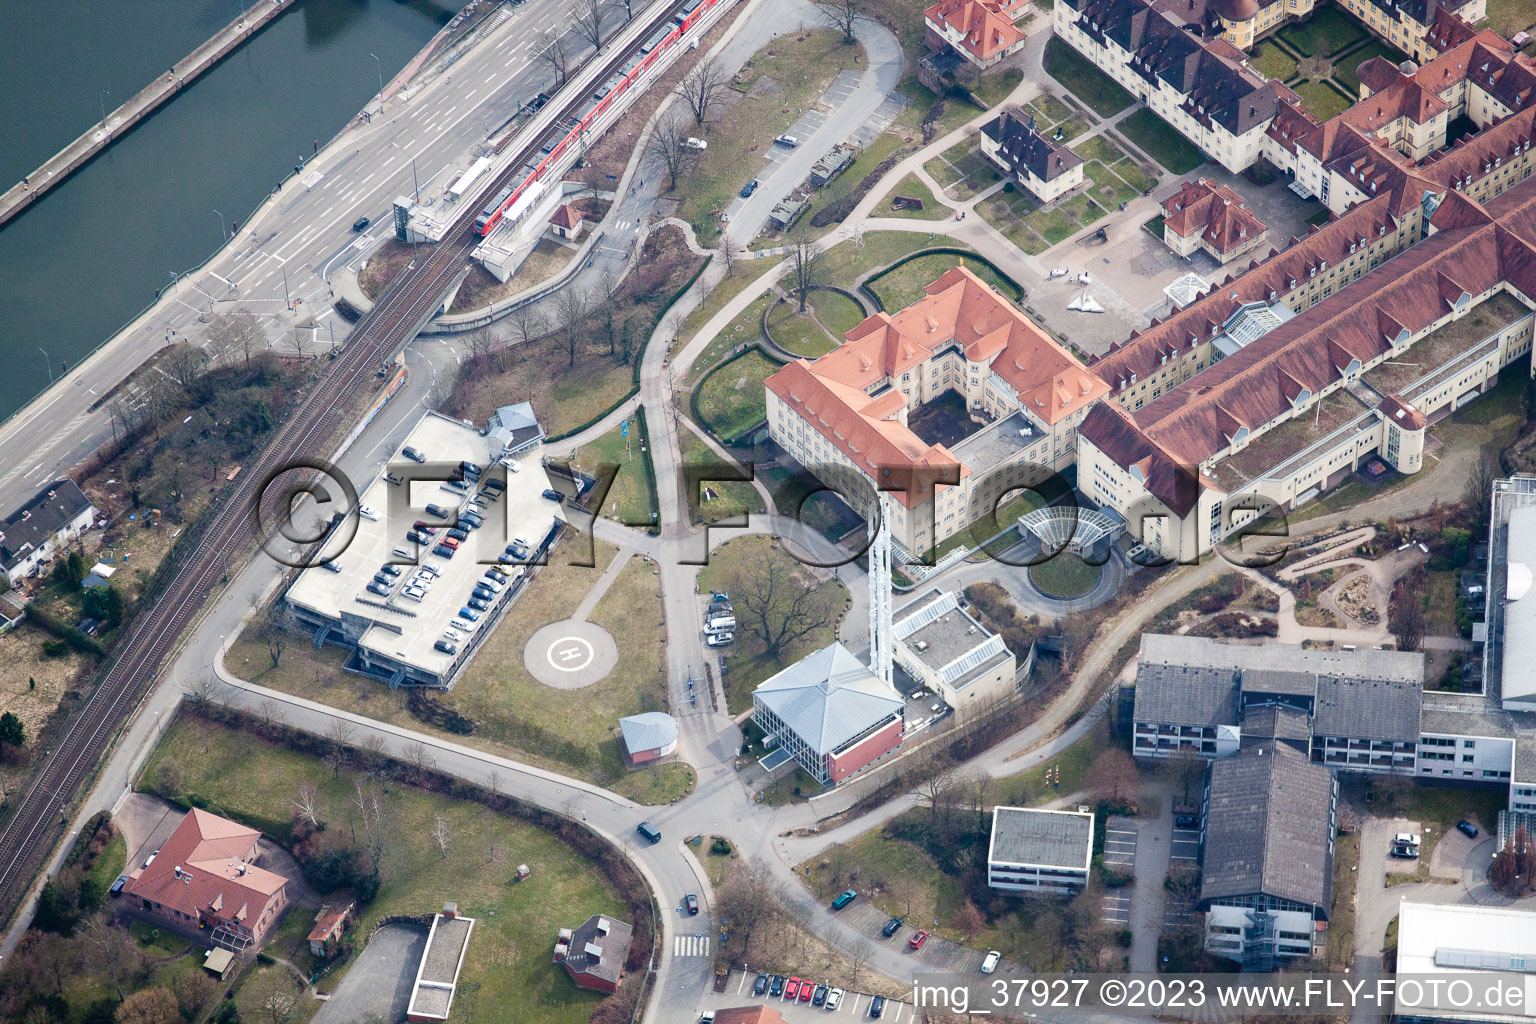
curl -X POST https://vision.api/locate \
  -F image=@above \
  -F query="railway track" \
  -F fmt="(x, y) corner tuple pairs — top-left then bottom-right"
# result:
(0, 0), (692, 925)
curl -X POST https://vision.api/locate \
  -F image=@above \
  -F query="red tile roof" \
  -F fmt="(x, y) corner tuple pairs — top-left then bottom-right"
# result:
(1160, 179), (1268, 257)
(125, 809), (286, 927)
(925, 0), (1026, 61)
(765, 266), (1107, 507)
(550, 204), (584, 229)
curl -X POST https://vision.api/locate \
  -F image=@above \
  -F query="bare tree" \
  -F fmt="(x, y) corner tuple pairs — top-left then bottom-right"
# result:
(786, 234), (825, 312)
(207, 307), (265, 370)
(506, 303), (546, 353)
(540, 36), (569, 86)
(485, 769), (505, 798)
(83, 918), (133, 999)
(719, 239), (736, 278)
(258, 605), (288, 668)
(360, 731), (388, 773)
(574, 0), (606, 49)
(728, 541), (836, 662)
(1086, 748), (1139, 807)
(432, 815), (451, 859)
(292, 782), (321, 829)
(553, 286), (590, 368)
(847, 937), (875, 989)
(187, 674), (218, 710)
(263, 989), (296, 1024)
(404, 740), (436, 778)
(291, 324), (312, 360)
(256, 699), (284, 725)
(645, 114), (691, 191)
(811, 0), (861, 44)
(163, 342), (209, 394)
(676, 58), (727, 125)
(328, 718), (356, 753)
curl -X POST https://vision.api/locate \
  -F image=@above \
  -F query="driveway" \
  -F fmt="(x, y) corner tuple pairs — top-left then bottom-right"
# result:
(114, 792), (183, 877)
(313, 923), (429, 1024)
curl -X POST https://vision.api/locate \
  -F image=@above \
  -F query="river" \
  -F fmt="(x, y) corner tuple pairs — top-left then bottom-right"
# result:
(0, 0), (449, 421)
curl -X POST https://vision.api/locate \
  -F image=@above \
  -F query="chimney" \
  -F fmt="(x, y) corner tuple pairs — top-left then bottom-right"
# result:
(174, 866), (182, 878)
(443, 902), (459, 919)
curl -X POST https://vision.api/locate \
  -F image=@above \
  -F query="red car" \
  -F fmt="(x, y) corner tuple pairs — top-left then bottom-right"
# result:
(799, 981), (814, 1002)
(784, 977), (800, 1000)
(909, 929), (930, 950)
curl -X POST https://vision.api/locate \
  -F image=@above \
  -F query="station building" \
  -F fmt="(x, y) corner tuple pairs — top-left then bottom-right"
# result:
(285, 409), (566, 689)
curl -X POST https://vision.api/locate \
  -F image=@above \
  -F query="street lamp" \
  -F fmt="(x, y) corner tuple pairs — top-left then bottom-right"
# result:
(388, 139), (420, 201)
(369, 52), (384, 115)
(214, 208), (227, 240)
(38, 348), (52, 383)
(99, 89), (109, 128)
(169, 270), (179, 293)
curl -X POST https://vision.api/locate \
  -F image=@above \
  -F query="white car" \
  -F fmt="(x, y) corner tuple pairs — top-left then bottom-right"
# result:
(706, 631), (733, 648)
(683, 136), (707, 150)
(357, 504), (379, 521)
(452, 617), (479, 633)
(981, 950), (1002, 974)
(825, 989), (843, 1010)
(479, 576), (504, 593)
(402, 586), (426, 601)
(443, 627), (463, 643)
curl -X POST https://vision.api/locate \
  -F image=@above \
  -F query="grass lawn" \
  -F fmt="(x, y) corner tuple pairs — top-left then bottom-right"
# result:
(1292, 78), (1355, 122)
(977, 187), (1050, 255)
(1119, 109), (1206, 173)
(673, 31), (866, 245)
(924, 134), (1005, 201)
(973, 67), (1024, 108)
(681, 275), (780, 387)
(677, 428), (766, 525)
(867, 252), (1020, 310)
(1044, 37), (1134, 117)
(993, 720), (1109, 806)
(1027, 92), (1076, 126)
(811, 288), (868, 336)
(698, 535), (850, 713)
(819, 230), (960, 287)
(1368, 781), (1506, 887)
(1306, 207), (1333, 227)
(1279, 5), (1365, 56)
(1485, 0), (1536, 38)
(357, 238), (423, 300)
(1335, 39), (1404, 95)
(696, 347), (783, 442)
(570, 417), (658, 527)
(1071, 134), (1131, 165)
(1028, 553), (1103, 597)
(876, 173), (953, 220)
(1084, 161), (1140, 209)
(141, 715), (628, 1024)
(225, 544), (686, 798)
(1251, 40), (1299, 80)
(767, 297), (840, 357)
(797, 131), (909, 232)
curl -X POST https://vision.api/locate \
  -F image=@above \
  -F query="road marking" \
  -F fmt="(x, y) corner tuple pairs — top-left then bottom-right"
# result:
(672, 934), (710, 957)
(443, 105), (458, 117)
(361, 173), (376, 185)
(465, 89), (478, 100)
(546, 636), (595, 672)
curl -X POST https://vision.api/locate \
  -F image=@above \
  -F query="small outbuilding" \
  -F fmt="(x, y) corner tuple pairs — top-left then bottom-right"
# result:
(550, 204), (586, 241)
(619, 711), (680, 765)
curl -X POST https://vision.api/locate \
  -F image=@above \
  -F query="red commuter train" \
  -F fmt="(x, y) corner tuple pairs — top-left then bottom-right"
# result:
(474, 0), (718, 236)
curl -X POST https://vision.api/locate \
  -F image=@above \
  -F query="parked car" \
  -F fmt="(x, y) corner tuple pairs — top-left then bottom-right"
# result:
(825, 988), (843, 1010)
(446, 528), (469, 541)
(451, 617), (478, 633)
(813, 984), (828, 1006)
(981, 950), (1002, 974)
(909, 929), (929, 950)
(110, 876), (127, 897)
(458, 607), (480, 622)
(441, 537), (461, 550)
(831, 889), (857, 910)
(542, 488), (564, 503)
(420, 563), (442, 577)
(366, 581), (390, 597)
(754, 974), (769, 996)
(770, 975), (785, 997)
(467, 596), (491, 612)
(402, 586), (426, 601)
(425, 503), (452, 520)
(443, 628), (463, 643)
(1457, 820), (1480, 838)
(378, 564), (402, 577)
(785, 978), (800, 1000)
(711, 591), (730, 602)
(352, 215), (371, 231)
(434, 640), (458, 655)
(357, 504), (379, 521)
(460, 513), (484, 529)
(739, 179), (759, 198)
(433, 544), (455, 558)
(799, 982), (813, 1003)
(1175, 813), (1199, 828)
(774, 134), (799, 147)
(459, 460), (482, 477)
(870, 994), (886, 1018)
(373, 571), (394, 585)
(320, 560), (342, 573)
(685, 893), (699, 915)
(402, 446), (426, 463)
(882, 916), (903, 938)
(705, 631), (733, 648)
(683, 136), (707, 150)
(479, 576), (503, 592)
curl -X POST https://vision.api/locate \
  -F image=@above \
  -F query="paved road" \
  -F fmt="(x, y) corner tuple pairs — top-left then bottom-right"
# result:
(0, 0), (606, 516)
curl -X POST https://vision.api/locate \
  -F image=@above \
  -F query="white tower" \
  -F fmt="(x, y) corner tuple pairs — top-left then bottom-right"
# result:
(867, 492), (893, 688)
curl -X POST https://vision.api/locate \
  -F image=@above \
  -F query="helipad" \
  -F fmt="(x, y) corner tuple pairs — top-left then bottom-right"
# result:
(524, 619), (618, 689)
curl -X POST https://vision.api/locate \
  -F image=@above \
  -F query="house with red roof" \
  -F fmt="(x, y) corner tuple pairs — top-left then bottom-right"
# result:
(764, 265), (1107, 555)
(1159, 179), (1269, 264)
(923, 0), (1029, 69)
(123, 808), (291, 951)
(549, 203), (585, 241)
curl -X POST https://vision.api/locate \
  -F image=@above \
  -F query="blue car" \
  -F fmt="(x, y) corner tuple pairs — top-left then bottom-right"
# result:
(458, 607), (481, 622)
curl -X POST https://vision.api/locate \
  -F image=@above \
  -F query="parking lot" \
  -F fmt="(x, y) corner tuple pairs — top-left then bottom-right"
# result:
(719, 971), (913, 1021)
(1170, 826), (1201, 864)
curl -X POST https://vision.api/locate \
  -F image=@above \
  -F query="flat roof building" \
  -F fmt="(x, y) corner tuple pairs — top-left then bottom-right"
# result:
(893, 588), (1015, 714)
(753, 643), (906, 786)
(406, 904), (476, 1022)
(1396, 901), (1536, 1024)
(286, 410), (566, 689)
(986, 806), (1094, 894)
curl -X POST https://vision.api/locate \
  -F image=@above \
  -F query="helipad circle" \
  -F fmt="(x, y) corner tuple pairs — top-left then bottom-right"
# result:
(524, 620), (618, 689)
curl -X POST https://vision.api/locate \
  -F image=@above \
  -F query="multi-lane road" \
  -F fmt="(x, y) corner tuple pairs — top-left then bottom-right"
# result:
(0, 0), (598, 516)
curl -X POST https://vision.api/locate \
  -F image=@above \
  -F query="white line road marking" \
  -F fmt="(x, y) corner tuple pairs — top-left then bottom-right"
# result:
(443, 105), (458, 117)
(361, 173), (376, 185)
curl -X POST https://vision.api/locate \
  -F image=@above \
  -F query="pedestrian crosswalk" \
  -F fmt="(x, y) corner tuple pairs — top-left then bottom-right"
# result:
(491, 5), (513, 27)
(674, 934), (711, 957)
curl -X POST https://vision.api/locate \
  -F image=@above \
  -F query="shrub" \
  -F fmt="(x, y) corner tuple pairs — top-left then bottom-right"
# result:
(710, 837), (733, 856)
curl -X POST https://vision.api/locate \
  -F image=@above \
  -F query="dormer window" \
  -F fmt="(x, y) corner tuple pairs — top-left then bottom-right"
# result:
(1293, 387), (1312, 406)
(1231, 425), (1250, 444)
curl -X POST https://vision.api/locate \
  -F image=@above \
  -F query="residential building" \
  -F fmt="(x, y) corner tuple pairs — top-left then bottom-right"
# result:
(1159, 178), (1268, 263)
(893, 588), (1016, 714)
(764, 265), (1108, 556)
(986, 806), (1095, 894)
(924, 0), (1029, 69)
(407, 904), (476, 1022)
(1395, 901), (1536, 1024)
(123, 808), (290, 951)
(1200, 742), (1337, 967)
(979, 108), (1085, 203)
(307, 903), (352, 958)
(618, 711), (679, 764)
(0, 479), (95, 585)
(752, 643), (906, 786)
(555, 914), (633, 994)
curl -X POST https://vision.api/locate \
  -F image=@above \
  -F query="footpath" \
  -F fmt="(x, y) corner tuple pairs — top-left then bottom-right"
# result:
(0, 0), (292, 228)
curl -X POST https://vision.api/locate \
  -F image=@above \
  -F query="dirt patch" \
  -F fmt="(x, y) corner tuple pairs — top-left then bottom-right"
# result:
(1333, 573), (1380, 626)
(746, 75), (784, 99)
(446, 238), (574, 313)
(357, 238), (425, 301)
